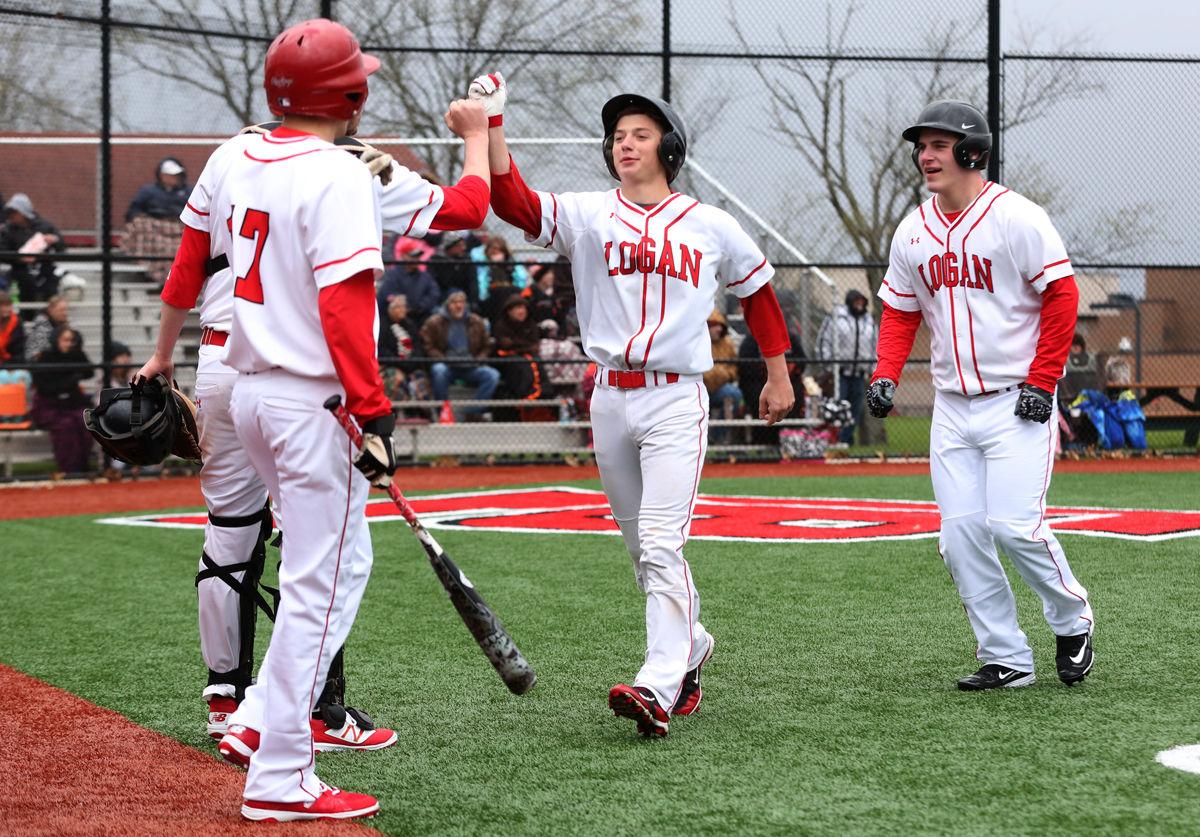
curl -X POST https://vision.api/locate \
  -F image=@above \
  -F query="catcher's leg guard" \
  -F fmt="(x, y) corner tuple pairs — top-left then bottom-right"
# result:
(195, 503), (278, 701)
(314, 645), (377, 730)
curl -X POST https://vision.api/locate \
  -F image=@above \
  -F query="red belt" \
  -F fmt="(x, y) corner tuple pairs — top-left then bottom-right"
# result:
(606, 370), (679, 389)
(201, 327), (229, 347)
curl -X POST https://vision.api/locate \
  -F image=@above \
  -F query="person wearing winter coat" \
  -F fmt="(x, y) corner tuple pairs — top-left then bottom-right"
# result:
(816, 289), (878, 444)
(0, 193), (66, 304)
(30, 326), (94, 476)
(122, 158), (191, 285)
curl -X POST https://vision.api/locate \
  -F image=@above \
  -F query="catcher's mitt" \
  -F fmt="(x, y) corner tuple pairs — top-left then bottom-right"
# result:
(170, 382), (203, 462)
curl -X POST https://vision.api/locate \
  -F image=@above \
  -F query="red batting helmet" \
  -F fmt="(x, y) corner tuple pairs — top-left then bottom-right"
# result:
(263, 19), (381, 120)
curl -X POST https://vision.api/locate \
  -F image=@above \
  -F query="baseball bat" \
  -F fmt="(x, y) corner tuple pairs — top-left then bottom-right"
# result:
(323, 395), (536, 696)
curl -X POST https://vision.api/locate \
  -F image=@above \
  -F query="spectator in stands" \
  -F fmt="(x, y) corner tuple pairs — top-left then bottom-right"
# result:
(523, 262), (568, 329)
(0, 291), (30, 388)
(0, 193), (66, 305)
(24, 296), (71, 361)
(703, 309), (744, 441)
(125, 158), (190, 223)
(1104, 336), (1135, 391)
(537, 318), (587, 391)
(105, 340), (134, 388)
(429, 232), (479, 308)
(30, 325), (94, 477)
(1060, 333), (1102, 403)
(377, 236), (441, 324)
(99, 340), (135, 480)
(378, 294), (428, 404)
(815, 289), (877, 445)
(419, 289), (499, 418)
(473, 234), (529, 320)
(492, 295), (543, 401)
(740, 323), (807, 446)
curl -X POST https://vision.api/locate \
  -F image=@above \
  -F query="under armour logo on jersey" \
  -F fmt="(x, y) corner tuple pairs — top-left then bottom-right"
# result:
(910, 236), (920, 245)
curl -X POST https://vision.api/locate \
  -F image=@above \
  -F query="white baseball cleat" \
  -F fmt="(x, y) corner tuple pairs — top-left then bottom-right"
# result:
(241, 785), (380, 822)
(206, 695), (238, 740)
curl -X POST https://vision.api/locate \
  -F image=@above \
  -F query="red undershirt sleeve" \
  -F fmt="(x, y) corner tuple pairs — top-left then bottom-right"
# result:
(490, 156), (543, 239)
(1026, 274), (1079, 392)
(872, 303), (923, 384)
(160, 225), (210, 309)
(738, 284), (790, 357)
(430, 174), (490, 231)
(318, 270), (393, 423)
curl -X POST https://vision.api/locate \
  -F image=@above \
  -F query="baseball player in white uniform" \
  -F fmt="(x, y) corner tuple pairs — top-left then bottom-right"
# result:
(867, 100), (1094, 691)
(138, 103), (489, 760)
(469, 73), (795, 736)
(136, 20), (490, 822)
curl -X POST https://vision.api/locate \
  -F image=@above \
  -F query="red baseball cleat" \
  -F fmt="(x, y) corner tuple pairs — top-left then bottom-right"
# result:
(206, 695), (239, 740)
(241, 786), (380, 822)
(310, 709), (398, 752)
(608, 684), (670, 738)
(672, 636), (715, 717)
(217, 724), (259, 769)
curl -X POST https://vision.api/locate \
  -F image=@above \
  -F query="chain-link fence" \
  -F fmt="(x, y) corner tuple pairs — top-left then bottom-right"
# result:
(0, 1), (1196, 478)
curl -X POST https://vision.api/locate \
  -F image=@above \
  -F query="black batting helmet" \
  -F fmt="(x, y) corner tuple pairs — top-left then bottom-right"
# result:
(84, 374), (181, 466)
(601, 93), (688, 183)
(902, 100), (991, 173)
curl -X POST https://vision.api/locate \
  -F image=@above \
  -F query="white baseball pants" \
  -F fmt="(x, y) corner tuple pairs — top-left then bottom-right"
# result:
(228, 369), (375, 804)
(591, 375), (714, 710)
(930, 388), (1094, 672)
(193, 351), (270, 697)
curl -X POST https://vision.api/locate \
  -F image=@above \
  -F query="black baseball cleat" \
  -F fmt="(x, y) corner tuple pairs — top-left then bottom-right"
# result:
(609, 684), (669, 737)
(957, 664), (1036, 691)
(1055, 633), (1094, 685)
(672, 637), (715, 716)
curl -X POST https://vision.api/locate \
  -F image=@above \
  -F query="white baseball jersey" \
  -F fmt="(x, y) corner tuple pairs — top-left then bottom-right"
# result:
(878, 182), (1072, 396)
(181, 131), (383, 378)
(183, 144), (444, 335)
(526, 188), (773, 375)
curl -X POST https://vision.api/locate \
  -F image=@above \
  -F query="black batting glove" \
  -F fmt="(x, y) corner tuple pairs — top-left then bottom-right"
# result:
(1014, 384), (1055, 423)
(355, 413), (398, 487)
(867, 379), (896, 418)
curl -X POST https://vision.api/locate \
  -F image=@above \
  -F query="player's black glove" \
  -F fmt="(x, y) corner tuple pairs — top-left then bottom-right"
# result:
(867, 378), (896, 418)
(355, 413), (398, 488)
(1014, 384), (1055, 424)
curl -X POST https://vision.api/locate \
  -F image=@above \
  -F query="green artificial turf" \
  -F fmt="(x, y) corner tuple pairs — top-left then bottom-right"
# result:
(2, 470), (1199, 835)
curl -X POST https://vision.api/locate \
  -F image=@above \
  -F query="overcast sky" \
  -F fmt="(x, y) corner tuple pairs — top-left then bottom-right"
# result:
(1005, 0), (1199, 54)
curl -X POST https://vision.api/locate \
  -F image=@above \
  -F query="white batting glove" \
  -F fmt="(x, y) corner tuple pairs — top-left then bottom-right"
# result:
(468, 72), (507, 125)
(358, 145), (395, 186)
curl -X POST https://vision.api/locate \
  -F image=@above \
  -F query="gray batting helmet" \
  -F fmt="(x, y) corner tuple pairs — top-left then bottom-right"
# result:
(601, 93), (688, 183)
(902, 100), (991, 173)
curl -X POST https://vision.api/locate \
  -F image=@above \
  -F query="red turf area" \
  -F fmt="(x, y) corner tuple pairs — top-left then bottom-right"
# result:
(1, 457), (1195, 521)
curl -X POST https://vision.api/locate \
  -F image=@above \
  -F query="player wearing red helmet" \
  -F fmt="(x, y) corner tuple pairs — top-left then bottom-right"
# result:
(137, 18), (491, 822)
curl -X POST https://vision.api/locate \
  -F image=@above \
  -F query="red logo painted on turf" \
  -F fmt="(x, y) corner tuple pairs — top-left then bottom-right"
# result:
(99, 486), (1200, 543)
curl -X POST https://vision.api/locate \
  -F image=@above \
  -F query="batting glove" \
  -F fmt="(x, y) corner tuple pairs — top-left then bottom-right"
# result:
(468, 72), (507, 125)
(867, 379), (896, 418)
(358, 144), (394, 186)
(1014, 384), (1054, 423)
(354, 414), (399, 488)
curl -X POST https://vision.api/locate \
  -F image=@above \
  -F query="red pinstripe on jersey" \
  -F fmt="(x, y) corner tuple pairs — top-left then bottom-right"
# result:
(403, 190), (435, 236)
(313, 246), (380, 272)
(1027, 258), (1071, 284)
(918, 205), (944, 246)
(881, 278), (915, 298)
(955, 186), (1011, 393)
(244, 147), (333, 164)
(726, 257), (766, 289)
(638, 198), (699, 369)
